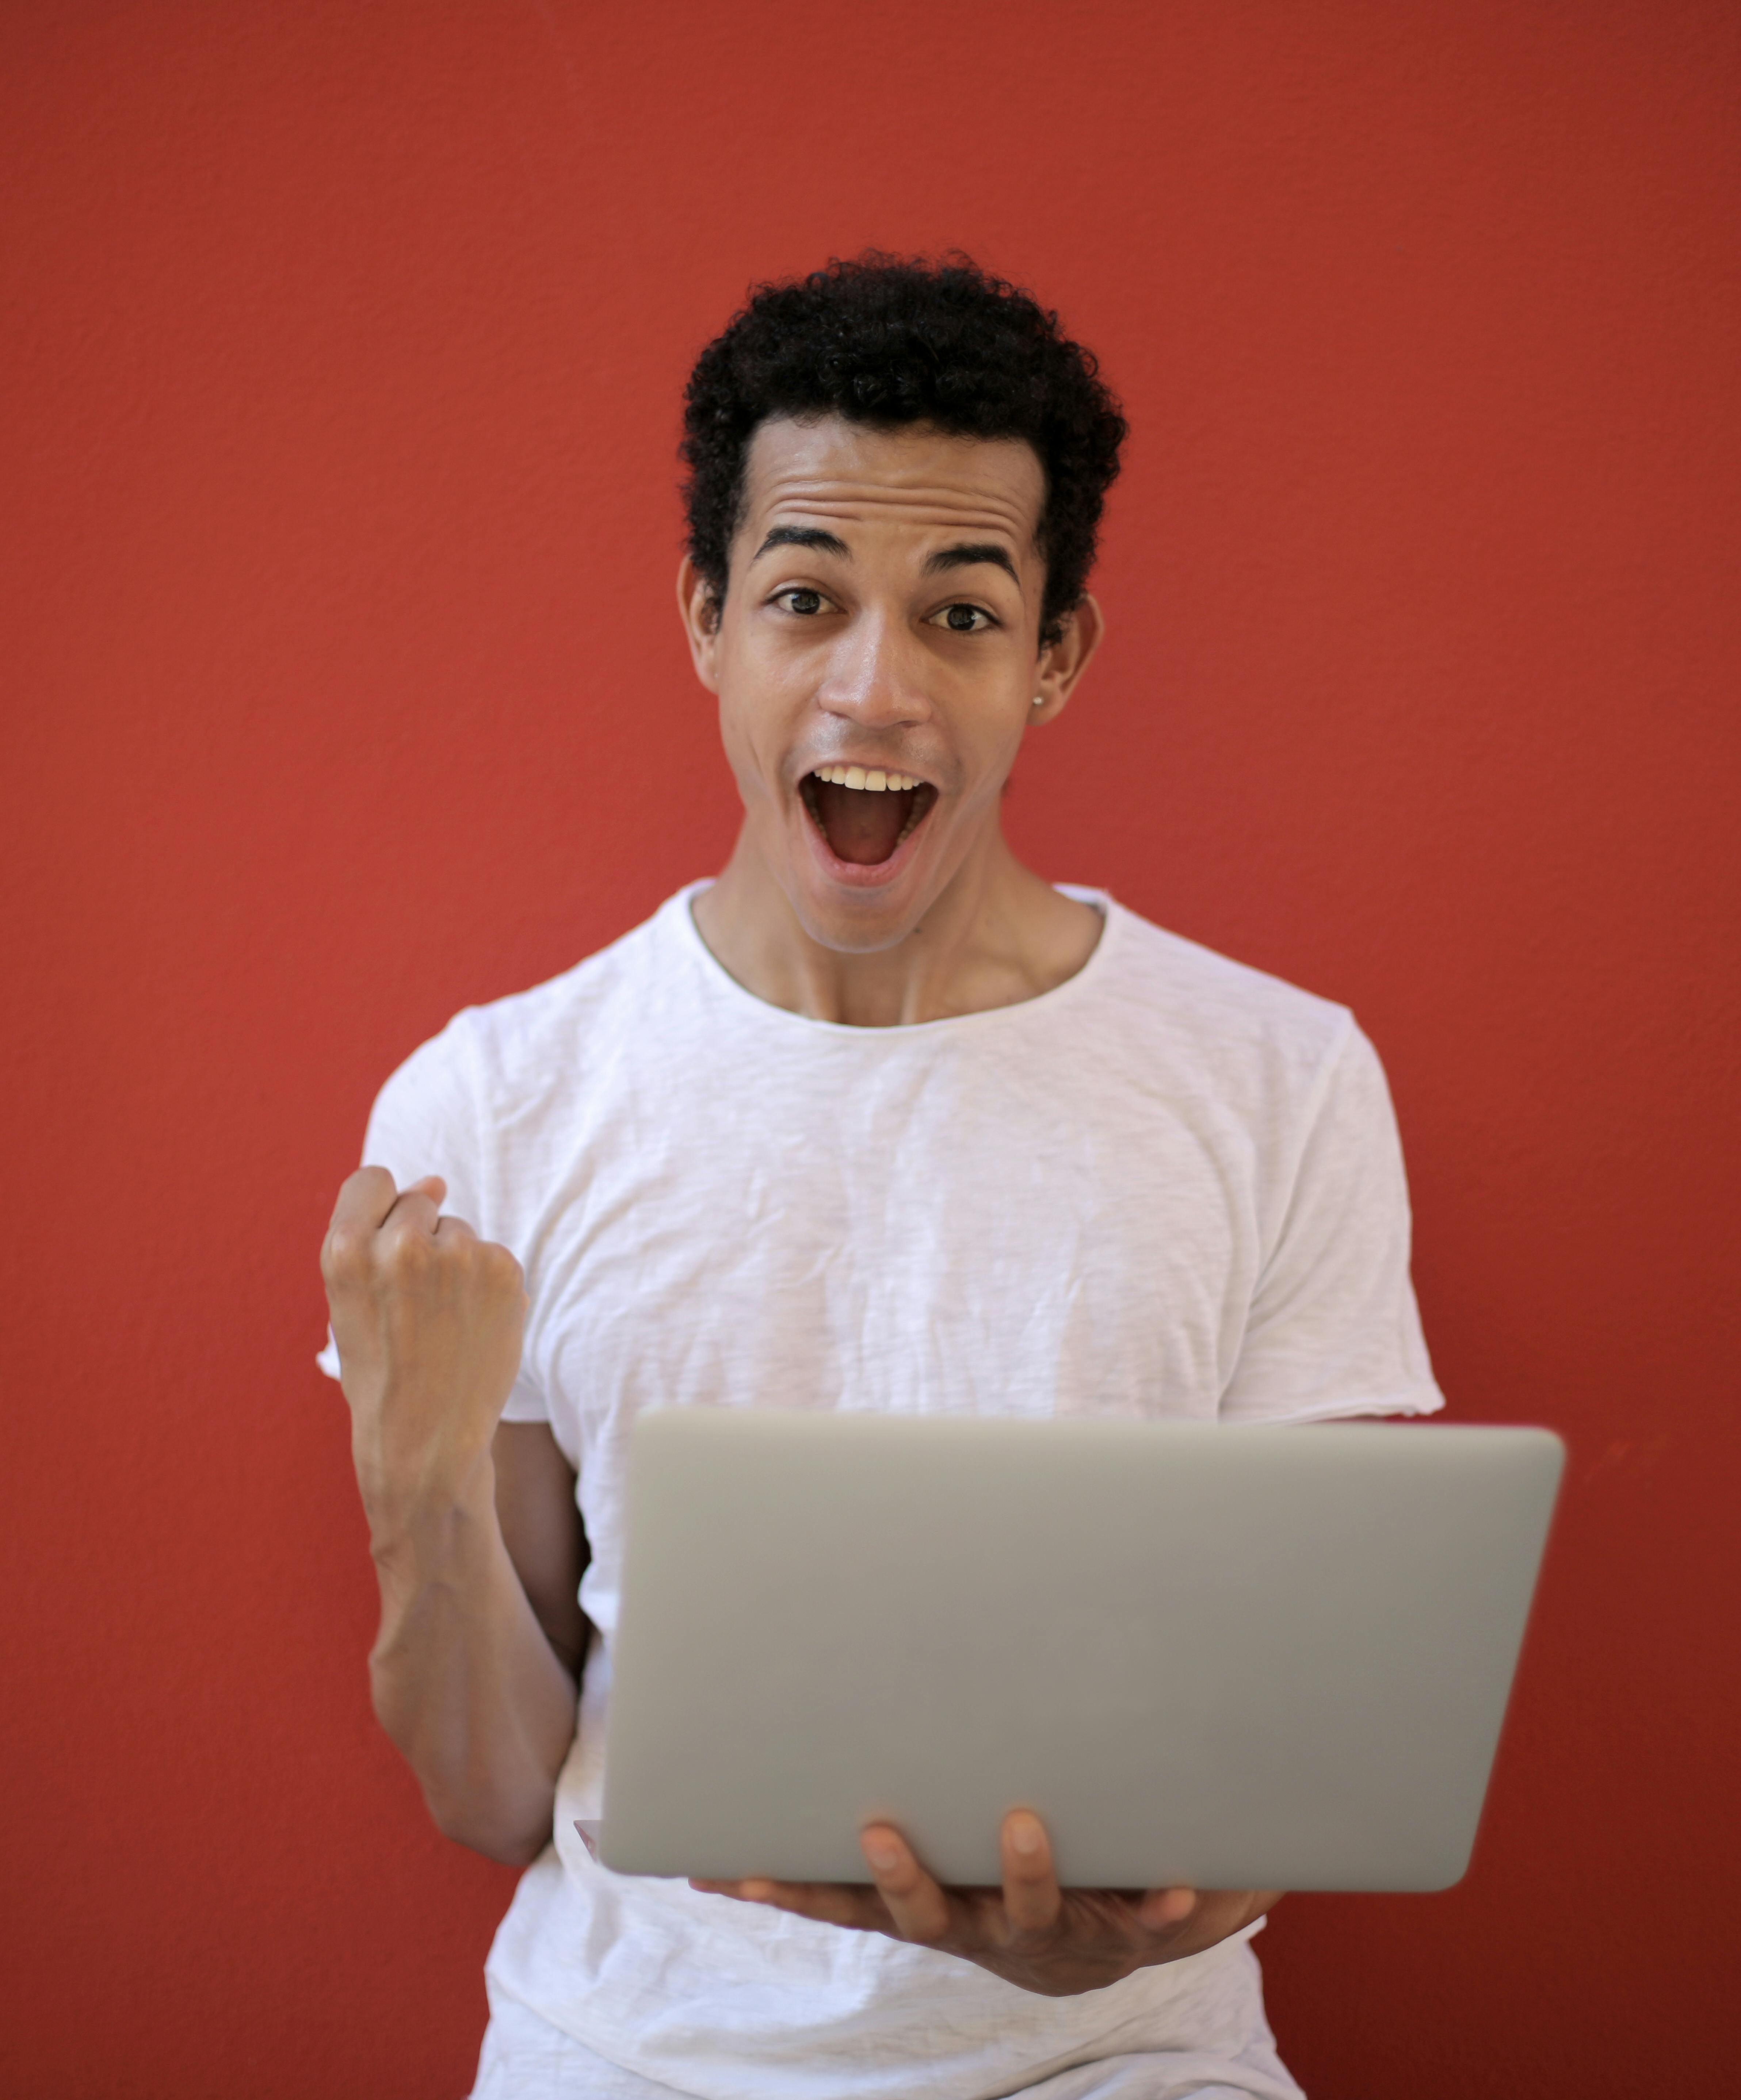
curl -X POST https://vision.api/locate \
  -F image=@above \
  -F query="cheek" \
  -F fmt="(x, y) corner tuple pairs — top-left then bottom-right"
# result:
(957, 709), (1030, 804)
(713, 680), (794, 811)
(716, 633), (824, 758)
(715, 708), (768, 802)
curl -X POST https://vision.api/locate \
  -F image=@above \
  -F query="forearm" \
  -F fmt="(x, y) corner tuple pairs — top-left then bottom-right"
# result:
(366, 1464), (578, 1865)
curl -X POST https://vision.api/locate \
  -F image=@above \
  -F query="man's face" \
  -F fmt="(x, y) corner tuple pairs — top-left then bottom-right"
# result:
(681, 415), (1091, 953)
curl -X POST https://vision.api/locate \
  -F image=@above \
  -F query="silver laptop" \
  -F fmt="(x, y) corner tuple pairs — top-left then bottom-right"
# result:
(597, 1409), (1562, 1892)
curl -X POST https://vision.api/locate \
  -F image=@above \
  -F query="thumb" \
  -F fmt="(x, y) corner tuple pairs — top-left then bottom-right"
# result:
(406, 1174), (448, 1208)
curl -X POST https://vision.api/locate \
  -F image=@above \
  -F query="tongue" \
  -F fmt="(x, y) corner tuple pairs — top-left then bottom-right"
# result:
(815, 782), (912, 865)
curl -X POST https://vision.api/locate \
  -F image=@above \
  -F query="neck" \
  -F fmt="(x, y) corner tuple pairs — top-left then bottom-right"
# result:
(691, 815), (1103, 1028)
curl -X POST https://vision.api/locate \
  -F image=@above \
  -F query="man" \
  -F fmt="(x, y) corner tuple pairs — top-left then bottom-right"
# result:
(320, 255), (1443, 2099)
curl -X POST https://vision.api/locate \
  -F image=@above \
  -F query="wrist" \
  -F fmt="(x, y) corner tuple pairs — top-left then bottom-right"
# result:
(358, 1445), (498, 1571)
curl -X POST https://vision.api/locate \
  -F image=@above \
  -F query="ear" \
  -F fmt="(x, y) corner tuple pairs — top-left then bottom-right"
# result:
(1028, 594), (1106, 726)
(676, 555), (723, 692)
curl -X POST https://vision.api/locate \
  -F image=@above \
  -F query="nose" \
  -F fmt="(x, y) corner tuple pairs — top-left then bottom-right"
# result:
(814, 609), (934, 733)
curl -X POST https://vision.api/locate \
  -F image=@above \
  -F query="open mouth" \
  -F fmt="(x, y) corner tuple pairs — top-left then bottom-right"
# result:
(800, 765), (938, 868)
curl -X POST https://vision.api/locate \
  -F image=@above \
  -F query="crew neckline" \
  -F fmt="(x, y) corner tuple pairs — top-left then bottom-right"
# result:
(672, 879), (1120, 1038)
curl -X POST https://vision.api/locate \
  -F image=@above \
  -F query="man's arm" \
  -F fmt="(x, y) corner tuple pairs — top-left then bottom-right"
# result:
(492, 1422), (589, 1679)
(323, 1168), (583, 1866)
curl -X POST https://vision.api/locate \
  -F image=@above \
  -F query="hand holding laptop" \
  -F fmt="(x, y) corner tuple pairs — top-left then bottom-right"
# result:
(595, 1410), (1564, 1904)
(686, 1809), (1278, 1997)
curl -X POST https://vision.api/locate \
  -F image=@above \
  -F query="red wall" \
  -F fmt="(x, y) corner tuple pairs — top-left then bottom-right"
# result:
(4, 3), (1737, 2092)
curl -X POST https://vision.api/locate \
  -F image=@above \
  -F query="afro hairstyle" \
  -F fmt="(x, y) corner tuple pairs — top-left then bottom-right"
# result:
(680, 253), (1127, 645)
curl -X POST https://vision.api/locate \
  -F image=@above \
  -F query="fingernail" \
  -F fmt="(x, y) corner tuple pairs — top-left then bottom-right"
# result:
(1011, 1817), (1042, 1856)
(865, 1838), (900, 1872)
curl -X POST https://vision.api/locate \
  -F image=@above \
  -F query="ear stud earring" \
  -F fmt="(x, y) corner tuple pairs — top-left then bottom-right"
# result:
(1032, 694), (1045, 707)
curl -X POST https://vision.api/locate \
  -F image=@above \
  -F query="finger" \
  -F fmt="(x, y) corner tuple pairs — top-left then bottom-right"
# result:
(430, 1216), (529, 1319)
(860, 1825), (951, 1944)
(384, 1177), (446, 1238)
(686, 1877), (783, 1903)
(1137, 1884), (1198, 1932)
(326, 1165), (402, 1238)
(999, 1811), (1062, 1934)
(324, 1170), (448, 1250)
(688, 1879), (887, 1931)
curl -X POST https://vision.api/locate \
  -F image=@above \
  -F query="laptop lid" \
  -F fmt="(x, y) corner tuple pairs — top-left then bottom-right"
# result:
(597, 1409), (1562, 1892)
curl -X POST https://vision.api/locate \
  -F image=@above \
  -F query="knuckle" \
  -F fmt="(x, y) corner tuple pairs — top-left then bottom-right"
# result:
(379, 1225), (434, 1276)
(483, 1242), (525, 1289)
(321, 1227), (366, 1279)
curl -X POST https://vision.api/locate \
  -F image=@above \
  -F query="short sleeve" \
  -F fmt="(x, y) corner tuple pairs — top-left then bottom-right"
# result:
(314, 1015), (549, 1424)
(1218, 1018), (1445, 1424)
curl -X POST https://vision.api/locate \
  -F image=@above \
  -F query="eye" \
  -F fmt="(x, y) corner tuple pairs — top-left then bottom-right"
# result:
(775, 587), (828, 616)
(932, 603), (996, 634)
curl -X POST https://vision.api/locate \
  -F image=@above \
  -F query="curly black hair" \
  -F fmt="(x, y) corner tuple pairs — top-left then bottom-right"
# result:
(681, 253), (1127, 646)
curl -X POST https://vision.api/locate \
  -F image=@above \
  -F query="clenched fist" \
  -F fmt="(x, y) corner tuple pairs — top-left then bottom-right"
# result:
(321, 1167), (529, 1529)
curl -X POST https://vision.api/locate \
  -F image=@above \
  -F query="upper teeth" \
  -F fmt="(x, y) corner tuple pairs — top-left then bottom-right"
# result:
(813, 766), (921, 792)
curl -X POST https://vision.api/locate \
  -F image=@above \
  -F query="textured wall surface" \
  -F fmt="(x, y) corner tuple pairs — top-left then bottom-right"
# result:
(3, 3), (1737, 2093)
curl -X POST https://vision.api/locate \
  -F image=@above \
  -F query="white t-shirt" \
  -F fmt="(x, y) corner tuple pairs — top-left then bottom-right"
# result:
(321, 884), (1443, 2100)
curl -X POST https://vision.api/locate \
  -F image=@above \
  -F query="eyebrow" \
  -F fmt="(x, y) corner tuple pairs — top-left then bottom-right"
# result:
(748, 526), (1022, 588)
(923, 542), (1020, 586)
(751, 525), (850, 563)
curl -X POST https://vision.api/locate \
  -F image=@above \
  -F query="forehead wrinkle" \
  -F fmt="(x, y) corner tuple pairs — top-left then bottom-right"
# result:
(743, 415), (1043, 540)
(755, 480), (1036, 550)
